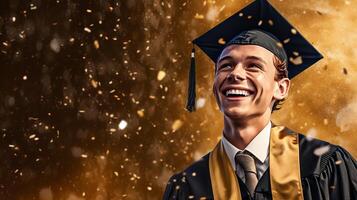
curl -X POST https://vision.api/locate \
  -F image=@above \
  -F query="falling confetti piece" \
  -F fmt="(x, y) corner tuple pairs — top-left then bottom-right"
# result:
(291, 28), (297, 34)
(50, 38), (60, 53)
(323, 118), (328, 125)
(313, 145), (330, 156)
(84, 27), (91, 33)
(194, 13), (204, 19)
(91, 80), (98, 88)
(335, 160), (342, 165)
(22, 75), (27, 80)
(218, 38), (226, 45)
(157, 70), (166, 81)
(172, 119), (183, 132)
(137, 109), (145, 117)
(147, 186), (152, 191)
(29, 134), (36, 139)
(306, 128), (317, 141)
(206, 6), (219, 21)
(93, 40), (100, 49)
(289, 56), (303, 65)
(196, 98), (206, 109)
(118, 120), (128, 130)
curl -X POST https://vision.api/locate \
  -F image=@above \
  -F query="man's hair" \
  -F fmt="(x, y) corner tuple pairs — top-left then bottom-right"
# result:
(272, 55), (288, 111)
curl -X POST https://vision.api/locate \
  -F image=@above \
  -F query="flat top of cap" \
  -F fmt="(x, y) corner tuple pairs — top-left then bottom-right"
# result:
(193, 0), (323, 79)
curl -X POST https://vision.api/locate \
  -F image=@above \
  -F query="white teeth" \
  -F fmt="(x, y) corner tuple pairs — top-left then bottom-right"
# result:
(225, 89), (250, 96)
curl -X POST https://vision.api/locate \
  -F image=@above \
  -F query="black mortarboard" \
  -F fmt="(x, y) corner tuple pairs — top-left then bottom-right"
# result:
(186, 0), (323, 112)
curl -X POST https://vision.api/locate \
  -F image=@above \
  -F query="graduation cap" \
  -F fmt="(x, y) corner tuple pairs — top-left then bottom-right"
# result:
(186, 0), (323, 112)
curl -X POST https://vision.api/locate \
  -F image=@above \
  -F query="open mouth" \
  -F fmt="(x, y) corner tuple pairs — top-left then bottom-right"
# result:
(222, 88), (253, 98)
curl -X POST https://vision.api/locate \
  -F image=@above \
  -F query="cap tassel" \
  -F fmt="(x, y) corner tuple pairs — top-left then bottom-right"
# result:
(186, 47), (196, 112)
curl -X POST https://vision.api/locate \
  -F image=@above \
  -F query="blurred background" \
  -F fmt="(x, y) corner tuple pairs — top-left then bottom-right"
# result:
(0, 0), (356, 199)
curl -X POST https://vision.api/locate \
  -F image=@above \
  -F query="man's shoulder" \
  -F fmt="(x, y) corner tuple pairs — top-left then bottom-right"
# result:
(164, 153), (213, 199)
(297, 132), (353, 177)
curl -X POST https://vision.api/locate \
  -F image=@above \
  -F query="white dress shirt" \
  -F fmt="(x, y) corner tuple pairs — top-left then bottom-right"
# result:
(221, 121), (271, 183)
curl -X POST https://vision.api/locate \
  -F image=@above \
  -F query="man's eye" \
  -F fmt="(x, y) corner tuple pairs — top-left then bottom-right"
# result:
(219, 63), (232, 69)
(248, 63), (262, 69)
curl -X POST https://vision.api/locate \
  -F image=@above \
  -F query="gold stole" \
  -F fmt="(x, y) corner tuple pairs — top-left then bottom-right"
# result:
(209, 125), (304, 200)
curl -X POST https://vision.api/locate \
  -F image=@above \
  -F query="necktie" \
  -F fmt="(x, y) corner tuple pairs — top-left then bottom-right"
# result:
(235, 152), (258, 196)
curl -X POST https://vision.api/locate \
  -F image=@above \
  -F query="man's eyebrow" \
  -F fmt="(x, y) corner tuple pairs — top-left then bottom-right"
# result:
(245, 56), (267, 65)
(217, 55), (233, 64)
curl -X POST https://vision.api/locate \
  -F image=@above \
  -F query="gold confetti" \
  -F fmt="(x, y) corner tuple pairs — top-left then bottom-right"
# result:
(291, 28), (297, 34)
(84, 27), (91, 33)
(137, 109), (145, 117)
(335, 160), (342, 165)
(268, 19), (274, 26)
(290, 56), (303, 65)
(283, 38), (290, 44)
(118, 120), (128, 130)
(91, 80), (98, 88)
(194, 13), (204, 19)
(29, 134), (36, 139)
(172, 119), (183, 132)
(313, 145), (330, 156)
(218, 38), (226, 45)
(276, 42), (283, 48)
(93, 40), (100, 49)
(323, 118), (328, 125)
(157, 70), (166, 81)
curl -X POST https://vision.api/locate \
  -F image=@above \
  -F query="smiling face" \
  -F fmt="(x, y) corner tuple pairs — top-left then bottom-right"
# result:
(213, 44), (290, 120)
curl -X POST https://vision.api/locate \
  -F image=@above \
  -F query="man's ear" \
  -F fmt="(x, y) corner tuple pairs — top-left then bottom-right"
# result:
(273, 78), (290, 100)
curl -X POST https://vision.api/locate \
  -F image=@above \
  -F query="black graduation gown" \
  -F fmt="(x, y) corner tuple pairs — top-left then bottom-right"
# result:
(163, 134), (357, 200)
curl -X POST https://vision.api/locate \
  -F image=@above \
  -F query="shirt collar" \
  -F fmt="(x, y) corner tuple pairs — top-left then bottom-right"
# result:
(221, 121), (271, 170)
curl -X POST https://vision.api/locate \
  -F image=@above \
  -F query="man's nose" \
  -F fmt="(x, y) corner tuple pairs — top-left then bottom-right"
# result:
(227, 64), (246, 81)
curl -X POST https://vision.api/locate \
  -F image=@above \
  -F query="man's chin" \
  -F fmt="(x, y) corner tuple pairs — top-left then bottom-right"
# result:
(223, 108), (249, 120)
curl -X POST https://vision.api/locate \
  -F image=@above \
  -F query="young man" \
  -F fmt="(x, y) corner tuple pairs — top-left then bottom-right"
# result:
(163, 1), (356, 200)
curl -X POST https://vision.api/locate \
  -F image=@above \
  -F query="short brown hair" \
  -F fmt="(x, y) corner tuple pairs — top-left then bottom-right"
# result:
(272, 55), (288, 111)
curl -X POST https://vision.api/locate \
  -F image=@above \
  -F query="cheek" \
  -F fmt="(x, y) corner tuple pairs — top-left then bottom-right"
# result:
(250, 75), (275, 99)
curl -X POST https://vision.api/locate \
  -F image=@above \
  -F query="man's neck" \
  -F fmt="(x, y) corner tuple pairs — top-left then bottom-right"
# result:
(223, 112), (271, 150)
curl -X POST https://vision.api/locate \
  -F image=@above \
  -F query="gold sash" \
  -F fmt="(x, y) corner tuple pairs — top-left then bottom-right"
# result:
(209, 125), (304, 200)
